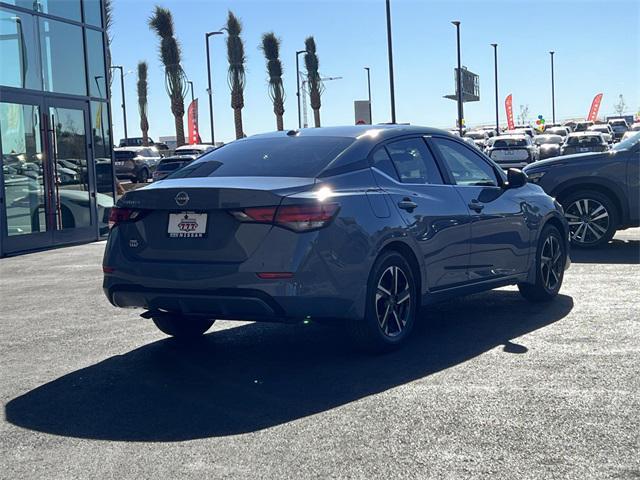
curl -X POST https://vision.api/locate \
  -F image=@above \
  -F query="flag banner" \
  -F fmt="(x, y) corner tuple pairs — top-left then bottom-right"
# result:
(587, 93), (603, 122)
(505, 94), (515, 130)
(187, 99), (202, 144)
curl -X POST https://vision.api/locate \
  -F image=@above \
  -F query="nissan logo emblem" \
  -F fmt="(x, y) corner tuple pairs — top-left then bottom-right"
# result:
(175, 191), (189, 206)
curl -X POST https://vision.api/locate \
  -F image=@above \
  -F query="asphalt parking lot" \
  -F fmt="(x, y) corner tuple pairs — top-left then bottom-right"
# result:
(1, 229), (639, 479)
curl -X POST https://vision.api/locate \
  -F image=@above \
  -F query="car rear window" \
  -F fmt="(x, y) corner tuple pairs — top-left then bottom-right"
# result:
(492, 138), (528, 148)
(566, 135), (603, 146)
(157, 161), (189, 172)
(169, 136), (355, 178)
(114, 150), (136, 160)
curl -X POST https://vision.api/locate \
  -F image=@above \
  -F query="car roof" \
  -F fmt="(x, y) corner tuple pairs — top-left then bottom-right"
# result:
(494, 134), (527, 140)
(568, 131), (602, 137)
(175, 144), (212, 150)
(114, 146), (147, 151)
(249, 124), (451, 141)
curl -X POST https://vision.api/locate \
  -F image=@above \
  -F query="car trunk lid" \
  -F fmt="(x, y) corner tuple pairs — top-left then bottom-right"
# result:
(115, 176), (315, 263)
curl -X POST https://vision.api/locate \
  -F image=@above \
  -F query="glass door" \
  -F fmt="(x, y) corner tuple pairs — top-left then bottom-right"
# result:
(44, 98), (97, 245)
(0, 93), (98, 255)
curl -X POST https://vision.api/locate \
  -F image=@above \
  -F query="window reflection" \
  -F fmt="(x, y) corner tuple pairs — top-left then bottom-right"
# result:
(1, 102), (47, 236)
(86, 28), (106, 98)
(50, 106), (91, 229)
(40, 18), (86, 96)
(91, 101), (114, 197)
(0, 8), (41, 90)
(83, 0), (102, 27)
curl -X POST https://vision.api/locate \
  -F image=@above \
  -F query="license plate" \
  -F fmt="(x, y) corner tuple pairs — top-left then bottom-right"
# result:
(579, 147), (589, 152)
(168, 212), (207, 238)
(115, 161), (124, 166)
(504, 150), (514, 155)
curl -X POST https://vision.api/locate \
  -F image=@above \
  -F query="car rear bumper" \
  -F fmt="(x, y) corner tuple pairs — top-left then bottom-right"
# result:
(102, 226), (369, 321)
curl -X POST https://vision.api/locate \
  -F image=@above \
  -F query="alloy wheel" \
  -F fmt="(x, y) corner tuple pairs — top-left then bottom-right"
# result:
(565, 198), (610, 245)
(375, 265), (412, 337)
(540, 234), (563, 291)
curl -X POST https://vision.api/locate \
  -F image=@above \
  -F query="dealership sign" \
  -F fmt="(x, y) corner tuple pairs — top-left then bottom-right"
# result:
(587, 93), (603, 122)
(354, 100), (371, 125)
(505, 94), (515, 130)
(187, 99), (202, 144)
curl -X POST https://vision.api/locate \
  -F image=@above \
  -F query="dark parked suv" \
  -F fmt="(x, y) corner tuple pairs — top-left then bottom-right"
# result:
(524, 132), (640, 248)
(104, 125), (569, 352)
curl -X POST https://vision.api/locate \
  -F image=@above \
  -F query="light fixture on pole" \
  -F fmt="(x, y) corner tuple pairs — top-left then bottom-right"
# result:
(451, 21), (463, 135)
(385, 0), (396, 123)
(491, 43), (499, 133)
(550, 51), (556, 123)
(364, 67), (372, 124)
(187, 80), (194, 103)
(205, 30), (223, 144)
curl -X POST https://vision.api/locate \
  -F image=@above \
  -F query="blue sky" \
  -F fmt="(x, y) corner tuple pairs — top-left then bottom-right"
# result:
(109, 0), (639, 143)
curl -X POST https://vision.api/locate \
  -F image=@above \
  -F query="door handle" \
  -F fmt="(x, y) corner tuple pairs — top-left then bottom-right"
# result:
(398, 198), (418, 211)
(468, 200), (484, 213)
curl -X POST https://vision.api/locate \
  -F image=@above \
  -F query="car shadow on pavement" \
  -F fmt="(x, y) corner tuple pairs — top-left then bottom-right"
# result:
(570, 239), (640, 264)
(5, 290), (573, 442)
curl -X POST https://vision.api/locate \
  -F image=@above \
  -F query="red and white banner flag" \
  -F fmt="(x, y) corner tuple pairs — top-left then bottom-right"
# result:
(587, 93), (603, 122)
(505, 94), (515, 130)
(187, 99), (202, 144)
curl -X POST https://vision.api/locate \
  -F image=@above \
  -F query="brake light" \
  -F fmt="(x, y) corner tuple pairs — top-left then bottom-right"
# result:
(108, 207), (146, 229)
(275, 204), (340, 231)
(231, 203), (339, 232)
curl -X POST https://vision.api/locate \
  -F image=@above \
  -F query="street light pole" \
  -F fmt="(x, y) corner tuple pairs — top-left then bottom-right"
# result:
(491, 43), (499, 133)
(550, 51), (556, 123)
(364, 67), (372, 124)
(187, 80), (194, 103)
(110, 65), (127, 141)
(205, 31), (223, 145)
(296, 50), (306, 129)
(385, 0), (396, 123)
(452, 21), (463, 136)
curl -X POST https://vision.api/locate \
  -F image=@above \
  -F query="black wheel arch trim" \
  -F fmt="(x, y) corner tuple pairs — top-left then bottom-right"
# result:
(551, 177), (628, 224)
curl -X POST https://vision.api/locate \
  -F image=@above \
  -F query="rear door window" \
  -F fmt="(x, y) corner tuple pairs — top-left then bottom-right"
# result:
(385, 138), (443, 184)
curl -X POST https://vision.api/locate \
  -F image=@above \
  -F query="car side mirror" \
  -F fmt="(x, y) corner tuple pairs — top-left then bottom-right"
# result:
(506, 168), (527, 189)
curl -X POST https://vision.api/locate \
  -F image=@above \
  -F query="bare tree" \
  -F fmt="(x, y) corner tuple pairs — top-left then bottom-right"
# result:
(613, 94), (626, 116)
(518, 104), (530, 125)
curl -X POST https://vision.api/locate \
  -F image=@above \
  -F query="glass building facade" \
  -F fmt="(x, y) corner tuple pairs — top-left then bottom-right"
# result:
(0, 0), (115, 256)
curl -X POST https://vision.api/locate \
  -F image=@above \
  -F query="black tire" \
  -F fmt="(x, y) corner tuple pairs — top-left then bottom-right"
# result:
(518, 224), (566, 303)
(560, 189), (618, 248)
(136, 168), (149, 184)
(348, 251), (418, 353)
(152, 314), (215, 339)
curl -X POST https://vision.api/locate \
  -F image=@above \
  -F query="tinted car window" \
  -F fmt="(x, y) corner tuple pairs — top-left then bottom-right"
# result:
(371, 147), (399, 180)
(170, 137), (354, 178)
(492, 137), (528, 148)
(566, 135), (603, 146)
(432, 138), (499, 187)
(385, 138), (443, 184)
(114, 151), (135, 160)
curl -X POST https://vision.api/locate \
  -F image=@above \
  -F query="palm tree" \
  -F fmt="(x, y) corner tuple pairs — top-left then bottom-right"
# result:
(225, 11), (246, 139)
(148, 6), (188, 146)
(304, 36), (323, 128)
(104, 0), (113, 93)
(137, 61), (149, 145)
(260, 32), (285, 131)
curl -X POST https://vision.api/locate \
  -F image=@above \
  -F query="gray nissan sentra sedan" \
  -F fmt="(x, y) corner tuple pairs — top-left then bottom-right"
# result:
(103, 125), (570, 352)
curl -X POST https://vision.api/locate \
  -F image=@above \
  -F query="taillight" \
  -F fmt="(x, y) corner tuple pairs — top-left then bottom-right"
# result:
(231, 203), (339, 232)
(108, 207), (146, 229)
(275, 204), (339, 231)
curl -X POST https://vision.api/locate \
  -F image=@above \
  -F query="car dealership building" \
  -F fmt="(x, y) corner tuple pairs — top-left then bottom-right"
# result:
(0, 0), (115, 257)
